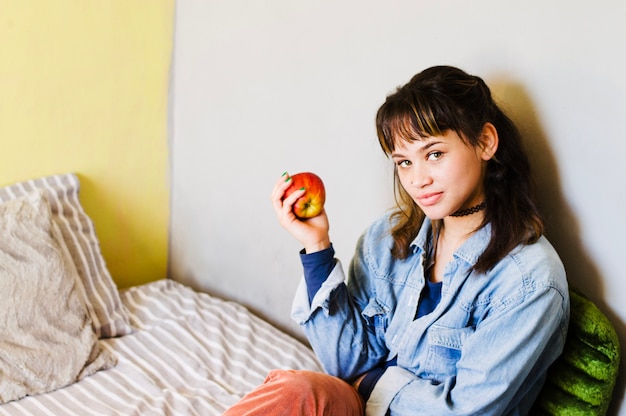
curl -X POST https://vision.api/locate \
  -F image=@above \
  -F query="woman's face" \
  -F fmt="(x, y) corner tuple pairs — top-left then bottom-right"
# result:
(391, 129), (488, 221)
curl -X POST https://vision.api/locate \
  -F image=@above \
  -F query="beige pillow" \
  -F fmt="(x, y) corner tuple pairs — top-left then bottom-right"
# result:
(0, 192), (117, 404)
(0, 173), (132, 338)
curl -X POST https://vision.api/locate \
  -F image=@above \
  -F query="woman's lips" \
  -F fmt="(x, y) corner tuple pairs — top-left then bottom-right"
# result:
(417, 192), (443, 207)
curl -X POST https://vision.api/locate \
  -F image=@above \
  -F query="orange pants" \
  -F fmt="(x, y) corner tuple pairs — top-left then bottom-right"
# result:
(224, 369), (364, 416)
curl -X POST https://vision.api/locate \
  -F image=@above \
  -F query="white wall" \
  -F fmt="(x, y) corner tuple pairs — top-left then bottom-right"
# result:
(170, 1), (626, 413)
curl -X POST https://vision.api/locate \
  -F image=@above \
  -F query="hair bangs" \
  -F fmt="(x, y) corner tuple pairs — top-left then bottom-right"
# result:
(376, 94), (445, 156)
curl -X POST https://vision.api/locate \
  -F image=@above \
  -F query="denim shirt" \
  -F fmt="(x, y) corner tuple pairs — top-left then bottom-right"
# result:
(291, 214), (569, 416)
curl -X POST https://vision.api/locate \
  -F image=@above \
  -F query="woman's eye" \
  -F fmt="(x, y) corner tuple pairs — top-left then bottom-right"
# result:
(427, 151), (443, 161)
(396, 160), (411, 168)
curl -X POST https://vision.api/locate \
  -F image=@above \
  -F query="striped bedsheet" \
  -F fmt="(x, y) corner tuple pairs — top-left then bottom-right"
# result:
(0, 279), (322, 415)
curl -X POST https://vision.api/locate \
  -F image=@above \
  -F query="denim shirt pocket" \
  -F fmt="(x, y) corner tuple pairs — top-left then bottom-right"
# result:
(361, 297), (390, 339)
(424, 325), (474, 382)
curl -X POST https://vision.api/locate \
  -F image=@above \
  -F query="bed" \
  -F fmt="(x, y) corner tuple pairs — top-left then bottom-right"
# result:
(0, 173), (322, 415)
(1, 173), (621, 416)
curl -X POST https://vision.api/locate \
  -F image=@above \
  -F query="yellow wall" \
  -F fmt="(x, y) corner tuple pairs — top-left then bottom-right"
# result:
(0, 1), (174, 288)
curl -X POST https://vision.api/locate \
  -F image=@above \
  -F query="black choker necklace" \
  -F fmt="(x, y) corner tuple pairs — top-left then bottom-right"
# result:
(450, 202), (485, 217)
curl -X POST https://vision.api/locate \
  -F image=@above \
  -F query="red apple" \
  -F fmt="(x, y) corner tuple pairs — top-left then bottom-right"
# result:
(283, 172), (326, 219)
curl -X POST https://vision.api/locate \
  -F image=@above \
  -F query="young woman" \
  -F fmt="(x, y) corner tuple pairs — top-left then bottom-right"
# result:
(225, 65), (569, 415)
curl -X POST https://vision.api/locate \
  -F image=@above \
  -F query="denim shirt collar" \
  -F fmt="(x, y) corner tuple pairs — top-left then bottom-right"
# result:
(410, 218), (492, 268)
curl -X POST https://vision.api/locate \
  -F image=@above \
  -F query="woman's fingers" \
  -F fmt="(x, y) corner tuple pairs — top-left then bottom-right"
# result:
(270, 173), (290, 207)
(270, 172), (305, 221)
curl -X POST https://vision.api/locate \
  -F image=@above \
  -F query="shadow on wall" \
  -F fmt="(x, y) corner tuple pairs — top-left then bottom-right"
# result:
(491, 80), (624, 415)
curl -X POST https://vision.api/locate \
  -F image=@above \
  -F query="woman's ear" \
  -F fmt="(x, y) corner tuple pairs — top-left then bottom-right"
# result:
(479, 122), (499, 161)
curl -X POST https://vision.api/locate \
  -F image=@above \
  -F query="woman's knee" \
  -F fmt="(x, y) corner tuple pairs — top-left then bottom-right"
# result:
(225, 369), (363, 416)
(267, 370), (363, 415)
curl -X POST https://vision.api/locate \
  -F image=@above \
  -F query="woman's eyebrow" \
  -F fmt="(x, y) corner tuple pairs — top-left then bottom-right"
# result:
(421, 140), (443, 151)
(391, 140), (443, 158)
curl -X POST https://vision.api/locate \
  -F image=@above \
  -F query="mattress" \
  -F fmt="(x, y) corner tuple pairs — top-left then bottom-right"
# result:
(0, 279), (322, 415)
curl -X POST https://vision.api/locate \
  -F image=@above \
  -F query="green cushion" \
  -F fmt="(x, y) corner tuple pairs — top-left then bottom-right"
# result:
(532, 289), (620, 416)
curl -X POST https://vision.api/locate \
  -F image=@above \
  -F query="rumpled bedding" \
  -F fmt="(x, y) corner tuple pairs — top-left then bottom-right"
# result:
(0, 279), (322, 416)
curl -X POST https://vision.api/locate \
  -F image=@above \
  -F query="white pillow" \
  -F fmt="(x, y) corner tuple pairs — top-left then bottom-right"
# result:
(0, 173), (132, 338)
(0, 192), (117, 404)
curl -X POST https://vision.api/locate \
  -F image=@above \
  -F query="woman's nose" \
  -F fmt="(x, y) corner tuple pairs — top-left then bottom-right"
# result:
(409, 165), (431, 187)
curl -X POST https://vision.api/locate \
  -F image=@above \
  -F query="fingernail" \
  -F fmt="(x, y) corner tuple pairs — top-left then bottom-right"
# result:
(285, 176), (292, 182)
(282, 171), (288, 177)
(299, 187), (305, 191)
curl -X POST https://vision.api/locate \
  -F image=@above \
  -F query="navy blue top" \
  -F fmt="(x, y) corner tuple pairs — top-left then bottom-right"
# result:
(300, 246), (337, 303)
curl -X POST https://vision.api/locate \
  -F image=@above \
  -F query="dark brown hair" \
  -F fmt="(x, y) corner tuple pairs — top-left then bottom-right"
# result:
(376, 65), (544, 273)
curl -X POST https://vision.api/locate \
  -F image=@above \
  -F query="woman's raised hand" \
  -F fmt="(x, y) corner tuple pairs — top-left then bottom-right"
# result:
(270, 173), (331, 253)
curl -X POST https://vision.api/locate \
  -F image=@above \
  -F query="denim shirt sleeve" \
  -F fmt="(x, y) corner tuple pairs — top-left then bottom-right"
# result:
(291, 230), (392, 380)
(291, 259), (346, 324)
